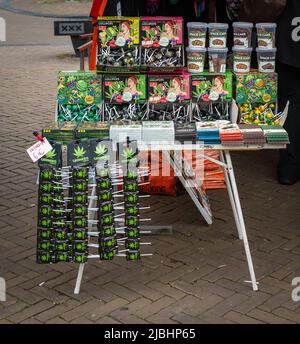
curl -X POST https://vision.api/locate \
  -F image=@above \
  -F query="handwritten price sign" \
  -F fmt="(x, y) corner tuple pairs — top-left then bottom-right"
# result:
(27, 138), (53, 163)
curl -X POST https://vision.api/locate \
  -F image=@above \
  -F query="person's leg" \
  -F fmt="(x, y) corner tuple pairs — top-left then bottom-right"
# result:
(277, 62), (300, 184)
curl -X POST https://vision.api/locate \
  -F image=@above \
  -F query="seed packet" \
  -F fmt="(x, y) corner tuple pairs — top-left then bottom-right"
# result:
(38, 143), (62, 168)
(67, 141), (91, 167)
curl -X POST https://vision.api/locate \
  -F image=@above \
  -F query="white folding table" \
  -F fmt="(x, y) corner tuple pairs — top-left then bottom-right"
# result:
(74, 142), (287, 294)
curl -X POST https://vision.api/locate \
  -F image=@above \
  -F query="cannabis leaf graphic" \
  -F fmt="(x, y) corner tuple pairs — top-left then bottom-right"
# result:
(45, 149), (56, 159)
(74, 146), (86, 158)
(122, 147), (136, 161)
(95, 144), (108, 158)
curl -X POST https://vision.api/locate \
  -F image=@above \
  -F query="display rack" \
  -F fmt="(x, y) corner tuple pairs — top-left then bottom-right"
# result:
(73, 141), (287, 293)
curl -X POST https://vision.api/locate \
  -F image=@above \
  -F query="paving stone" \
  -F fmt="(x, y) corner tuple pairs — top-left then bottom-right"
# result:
(247, 309), (295, 324)
(224, 311), (264, 324)
(7, 300), (55, 323)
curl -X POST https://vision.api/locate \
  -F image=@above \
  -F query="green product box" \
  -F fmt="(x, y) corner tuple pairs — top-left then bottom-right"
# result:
(75, 122), (110, 139)
(42, 122), (78, 143)
(191, 71), (233, 102)
(57, 71), (102, 105)
(235, 72), (277, 105)
(103, 74), (146, 104)
(148, 74), (191, 104)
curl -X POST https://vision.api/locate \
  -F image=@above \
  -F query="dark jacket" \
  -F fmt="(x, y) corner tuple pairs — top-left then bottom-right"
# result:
(276, 0), (300, 68)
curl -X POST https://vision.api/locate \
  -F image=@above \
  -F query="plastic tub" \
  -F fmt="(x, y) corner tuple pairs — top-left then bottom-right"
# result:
(256, 23), (277, 49)
(232, 46), (252, 73)
(256, 47), (277, 73)
(186, 47), (206, 73)
(208, 47), (228, 73)
(208, 23), (228, 48)
(233, 22), (253, 48)
(187, 22), (207, 48)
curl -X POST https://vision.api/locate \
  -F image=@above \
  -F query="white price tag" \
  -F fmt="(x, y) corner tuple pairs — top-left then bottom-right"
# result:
(27, 138), (53, 163)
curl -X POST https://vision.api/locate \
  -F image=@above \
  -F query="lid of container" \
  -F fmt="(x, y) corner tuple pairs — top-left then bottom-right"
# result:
(208, 47), (228, 53)
(232, 46), (253, 52)
(187, 22), (207, 29)
(232, 22), (253, 28)
(186, 47), (207, 53)
(256, 47), (277, 53)
(255, 23), (277, 28)
(208, 23), (229, 29)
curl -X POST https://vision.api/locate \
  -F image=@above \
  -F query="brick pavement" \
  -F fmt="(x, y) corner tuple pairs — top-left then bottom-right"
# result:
(0, 8), (300, 324)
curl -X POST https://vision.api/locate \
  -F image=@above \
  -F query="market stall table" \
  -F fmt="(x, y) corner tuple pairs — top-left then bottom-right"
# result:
(73, 141), (288, 294)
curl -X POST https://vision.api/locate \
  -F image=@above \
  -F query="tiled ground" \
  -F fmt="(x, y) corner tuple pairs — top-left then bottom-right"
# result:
(0, 5), (300, 324)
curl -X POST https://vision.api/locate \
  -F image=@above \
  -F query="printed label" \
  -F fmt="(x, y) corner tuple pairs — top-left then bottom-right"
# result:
(257, 31), (274, 49)
(27, 138), (53, 163)
(233, 55), (251, 73)
(189, 29), (206, 47)
(209, 31), (227, 48)
(187, 54), (204, 73)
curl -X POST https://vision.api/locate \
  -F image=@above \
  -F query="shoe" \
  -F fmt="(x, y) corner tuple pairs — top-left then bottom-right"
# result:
(278, 175), (300, 185)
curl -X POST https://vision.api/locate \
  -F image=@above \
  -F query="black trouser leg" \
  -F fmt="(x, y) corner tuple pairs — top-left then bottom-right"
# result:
(277, 62), (300, 178)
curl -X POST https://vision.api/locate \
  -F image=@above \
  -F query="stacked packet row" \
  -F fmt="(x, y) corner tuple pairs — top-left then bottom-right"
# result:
(219, 123), (244, 146)
(238, 124), (266, 145)
(175, 122), (197, 142)
(110, 123), (142, 143)
(142, 121), (175, 143)
(196, 122), (221, 144)
(260, 125), (290, 144)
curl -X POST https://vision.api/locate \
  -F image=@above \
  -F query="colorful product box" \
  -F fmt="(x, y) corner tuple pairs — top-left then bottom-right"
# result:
(57, 71), (102, 105)
(140, 17), (184, 68)
(148, 73), (190, 104)
(97, 16), (140, 71)
(191, 71), (233, 103)
(235, 72), (277, 105)
(103, 74), (147, 104)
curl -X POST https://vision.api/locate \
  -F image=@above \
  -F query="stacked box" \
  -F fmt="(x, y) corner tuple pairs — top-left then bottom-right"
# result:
(103, 74), (147, 121)
(140, 17), (184, 70)
(57, 71), (102, 122)
(97, 17), (141, 71)
(191, 71), (233, 122)
(147, 73), (191, 122)
(235, 72), (278, 125)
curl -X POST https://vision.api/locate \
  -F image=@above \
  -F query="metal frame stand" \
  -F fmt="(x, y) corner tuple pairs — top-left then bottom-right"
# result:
(220, 150), (258, 291)
(74, 145), (263, 293)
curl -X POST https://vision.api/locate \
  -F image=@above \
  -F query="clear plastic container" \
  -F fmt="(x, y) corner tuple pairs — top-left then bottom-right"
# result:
(186, 47), (206, 73)
(233, 22), (253, 48)
(208, 47), (228, 73)
(208, 23), (228, 48)
(256, 47), (277, 73)
(232, 46), (252, 73)
(256, 23), (277, 49)
(187, 22), (207, 48)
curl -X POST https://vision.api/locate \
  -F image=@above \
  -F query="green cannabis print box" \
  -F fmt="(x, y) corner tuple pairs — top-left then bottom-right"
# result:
(191, 71), (232, 103)
(235, 72), (277, 104)
(103, 74), (146, 104)
(57, 71), (102, 105)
